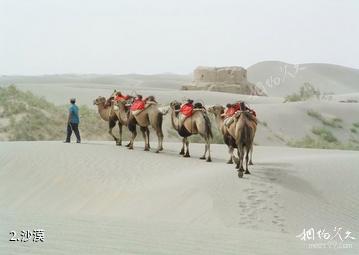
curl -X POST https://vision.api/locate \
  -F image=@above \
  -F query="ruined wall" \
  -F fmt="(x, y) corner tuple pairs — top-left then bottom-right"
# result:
(193, 66), (247, 84)
(182, 66), (266, 96)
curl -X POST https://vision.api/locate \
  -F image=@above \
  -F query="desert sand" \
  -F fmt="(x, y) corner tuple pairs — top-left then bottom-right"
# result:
(0, 141), (358, 254)
(1, 62), (359, 254)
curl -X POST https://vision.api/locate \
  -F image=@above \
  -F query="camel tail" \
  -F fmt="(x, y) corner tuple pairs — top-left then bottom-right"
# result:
(242, 123), (253, 151)
(204, 114), (213, 139)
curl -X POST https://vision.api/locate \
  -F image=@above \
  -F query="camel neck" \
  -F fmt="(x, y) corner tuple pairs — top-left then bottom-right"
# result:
(214, 113), (224, 128)
(97, 104), (111, 121)
(171, 110), (179, 130)
(117, 103), (129, 124)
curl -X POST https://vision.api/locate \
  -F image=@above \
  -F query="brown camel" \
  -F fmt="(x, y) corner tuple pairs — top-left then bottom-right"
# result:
(169, 101), (213, 162)
(229, 102), (257, 178)
(114, 98), (152, 151)
(93, 96), (124, 146)
(208, 105), (256, 166)
(127, 98), (164, 153)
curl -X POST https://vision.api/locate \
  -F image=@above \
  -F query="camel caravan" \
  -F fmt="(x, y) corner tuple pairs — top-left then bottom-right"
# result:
(93, 91), (257, 178)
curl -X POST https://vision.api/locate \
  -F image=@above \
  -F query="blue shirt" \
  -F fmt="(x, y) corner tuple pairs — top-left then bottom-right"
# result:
(69, 104), (80, 124)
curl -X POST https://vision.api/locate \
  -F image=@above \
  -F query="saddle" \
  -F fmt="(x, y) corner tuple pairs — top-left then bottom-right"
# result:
(235, 110), (258, 125)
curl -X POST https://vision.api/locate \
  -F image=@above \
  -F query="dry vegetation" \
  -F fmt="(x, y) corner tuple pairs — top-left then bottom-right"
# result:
(307, 109), (343, 128)
(284, 82), (321, 102)
(0, 85), (112, 141)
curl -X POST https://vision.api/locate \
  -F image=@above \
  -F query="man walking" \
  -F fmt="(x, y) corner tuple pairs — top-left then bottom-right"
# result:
(65, 98), (81, 143)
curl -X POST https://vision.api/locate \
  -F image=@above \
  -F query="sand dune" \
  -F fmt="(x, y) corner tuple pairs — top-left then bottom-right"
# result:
(3, 82), (281, 106)
(2, 81), (359, 147)
(247, 61), (359, 96)
(1, 141), (358, 254)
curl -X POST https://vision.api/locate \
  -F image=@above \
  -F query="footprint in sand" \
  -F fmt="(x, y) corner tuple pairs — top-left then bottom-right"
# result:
(238, 201), (247, 207)
(247, 194), (258, 200)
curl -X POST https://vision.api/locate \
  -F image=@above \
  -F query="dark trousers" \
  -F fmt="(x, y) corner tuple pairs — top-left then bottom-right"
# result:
(66, 123), (81, 142)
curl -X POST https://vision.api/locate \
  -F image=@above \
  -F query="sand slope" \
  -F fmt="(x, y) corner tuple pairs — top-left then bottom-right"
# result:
(1, 141), (358, 254)
(1, 82), (359, 148)
(247, 61), (359, 96)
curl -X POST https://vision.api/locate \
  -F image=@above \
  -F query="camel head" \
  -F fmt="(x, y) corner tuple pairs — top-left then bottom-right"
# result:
(169, 100), (181, 111)
(208, 105), (225, 116)
(93, 96), (106, 106)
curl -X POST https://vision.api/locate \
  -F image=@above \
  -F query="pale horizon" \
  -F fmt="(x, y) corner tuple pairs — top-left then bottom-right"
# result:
(1, 0), (358, 75)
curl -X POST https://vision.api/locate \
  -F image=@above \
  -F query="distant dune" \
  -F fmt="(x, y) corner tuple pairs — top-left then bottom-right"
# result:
(0, 73), (192, 90)
(247, 61), (359, 97)
(1, 61), (359, 149)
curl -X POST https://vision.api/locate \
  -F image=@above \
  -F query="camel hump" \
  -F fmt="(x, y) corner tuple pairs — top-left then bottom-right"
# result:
(242, 111), (257, 125)
(145, 101), (157, 108)
(194, 102), (204, 108)
(249, 114), (258, 125)
(144, 95), (158, 109)
(146, 96), (157, 103)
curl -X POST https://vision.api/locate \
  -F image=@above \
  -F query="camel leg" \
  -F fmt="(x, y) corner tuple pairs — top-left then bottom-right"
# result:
(156, 114), (164, 152)
(245, 147), (251, 174)
(200, 134), (207, 160)
(235, 146), (240, 169)
(140, 127), (149, 151)
(127, 116), (137, 150)
(249, 144), (254, 165)
(146, 128), (151, 149)
(128, 129), (137, 150)
(179, 138), (185, 155)
(236, 146), (243, 178)
(117, 122), (122, 146)
(206, 140), (212, 162)
(184, 138), (190, 157)
(109, 120), (119, 145)
(239, 146), (245, 173)
(227, 146), (234, 164)
(155, 128), (164, 153)
(200, 142), (206, 160)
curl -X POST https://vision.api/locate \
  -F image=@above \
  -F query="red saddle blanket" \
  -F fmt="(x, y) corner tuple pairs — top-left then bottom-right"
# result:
(115, 95), (129, 102)
(180, 104), (194, 117)
(130, 100), (145, 111)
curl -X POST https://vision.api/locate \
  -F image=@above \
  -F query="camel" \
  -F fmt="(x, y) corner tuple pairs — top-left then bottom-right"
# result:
(93, 96), (125, 146)
(229, 102), (257, 178)
(208, 105), (237, 164)
(169, 101), (213, 162)
(208, 105), (256, 166)
(127, 97), (164, 153)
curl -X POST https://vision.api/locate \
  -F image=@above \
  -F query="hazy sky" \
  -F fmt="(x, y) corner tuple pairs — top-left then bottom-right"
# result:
(1, 0), (358, 75)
